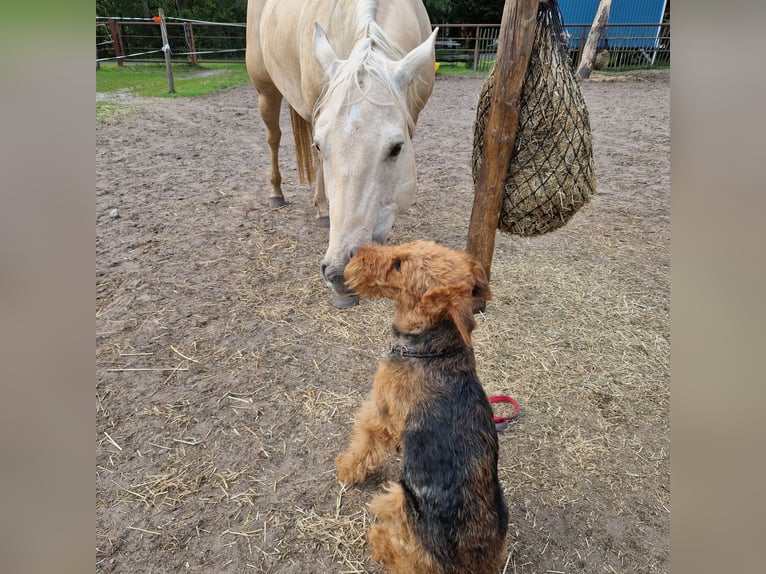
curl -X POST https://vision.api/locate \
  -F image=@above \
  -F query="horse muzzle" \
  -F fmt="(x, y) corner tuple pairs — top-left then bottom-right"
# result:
(320, 259), (359, 308)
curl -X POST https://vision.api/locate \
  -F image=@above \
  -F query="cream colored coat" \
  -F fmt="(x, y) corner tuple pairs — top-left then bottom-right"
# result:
(246, 0), (436, 306)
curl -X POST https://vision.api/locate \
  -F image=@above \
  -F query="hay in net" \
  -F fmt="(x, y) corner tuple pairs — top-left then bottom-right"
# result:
(472, 0), (596, 237)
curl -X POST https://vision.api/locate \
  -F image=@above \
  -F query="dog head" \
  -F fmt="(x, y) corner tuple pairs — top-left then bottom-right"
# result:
(343, 240), (491, 345)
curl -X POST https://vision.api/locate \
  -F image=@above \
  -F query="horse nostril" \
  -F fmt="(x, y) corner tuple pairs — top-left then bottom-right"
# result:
(320, 263), (328, 280)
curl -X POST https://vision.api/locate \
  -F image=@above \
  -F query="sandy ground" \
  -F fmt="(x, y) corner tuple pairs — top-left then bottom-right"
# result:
(97, 70), (669, 573)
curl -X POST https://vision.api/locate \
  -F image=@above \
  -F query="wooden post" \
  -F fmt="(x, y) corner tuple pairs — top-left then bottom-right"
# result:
(466, 0), (540, 286)
(575, 0), (613, 81)
(184, 22), (198, 65)
(472, 25), (480, 71)
(157, 10), (175, 93)
(578, 26), (587, 67)
(107, 19), (125, 67)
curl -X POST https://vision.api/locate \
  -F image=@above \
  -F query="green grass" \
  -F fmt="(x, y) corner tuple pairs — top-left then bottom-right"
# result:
(435, 61), (488, 75)
(96, 62), (252, 124)
(96, 62), (251, 98)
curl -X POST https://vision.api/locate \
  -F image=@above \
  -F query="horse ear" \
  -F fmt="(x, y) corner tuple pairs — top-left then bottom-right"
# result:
(313, 22), (339, 78)
(392, 28), (438, 93)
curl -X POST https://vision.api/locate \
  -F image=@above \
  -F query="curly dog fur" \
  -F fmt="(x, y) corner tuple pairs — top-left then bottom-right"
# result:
(336, 240), (508, 574)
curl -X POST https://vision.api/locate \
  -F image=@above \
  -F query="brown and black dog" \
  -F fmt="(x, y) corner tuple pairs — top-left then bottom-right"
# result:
(336, 240), (508, 574)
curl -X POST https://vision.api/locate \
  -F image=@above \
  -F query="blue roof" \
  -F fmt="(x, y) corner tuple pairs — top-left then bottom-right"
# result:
(557, 0), (668, 49)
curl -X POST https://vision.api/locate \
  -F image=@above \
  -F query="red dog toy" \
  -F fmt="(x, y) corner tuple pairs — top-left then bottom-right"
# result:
(490, 395), (520, 431)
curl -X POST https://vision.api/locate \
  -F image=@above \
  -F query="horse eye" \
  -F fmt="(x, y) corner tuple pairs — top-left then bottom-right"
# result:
(389, 143), (402, 159)
(313, 141), (321, 154)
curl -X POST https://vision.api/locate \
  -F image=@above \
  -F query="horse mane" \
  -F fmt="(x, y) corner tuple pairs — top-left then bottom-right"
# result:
(312, 2), (416, 137)
(296, 1), (425, 184)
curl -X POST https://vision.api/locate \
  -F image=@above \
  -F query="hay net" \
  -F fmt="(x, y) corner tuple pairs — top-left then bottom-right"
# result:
(472, 0), (596, 237)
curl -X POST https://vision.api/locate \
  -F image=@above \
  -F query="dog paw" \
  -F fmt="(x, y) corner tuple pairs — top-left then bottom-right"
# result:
(335, 452), (367, 485)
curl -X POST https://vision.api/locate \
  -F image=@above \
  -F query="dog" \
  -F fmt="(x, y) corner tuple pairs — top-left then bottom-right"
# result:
(335, 240), (508, 574)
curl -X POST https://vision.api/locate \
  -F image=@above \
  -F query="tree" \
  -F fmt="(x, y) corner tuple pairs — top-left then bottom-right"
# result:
(423, 0), (452, 23)
(97, 1), (506, 25)
(423, 0), (506, 24)
(96, 0), (246, 22)
(452, 0), (506, 23)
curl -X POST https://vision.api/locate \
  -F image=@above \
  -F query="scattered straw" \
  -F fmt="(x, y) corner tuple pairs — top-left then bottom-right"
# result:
(96, 66), (668, 572)
(127, 525), (162, 536)
(170, 345), (200, 363)
(106, 366), (189, 372)
(103, 431), (122, 451)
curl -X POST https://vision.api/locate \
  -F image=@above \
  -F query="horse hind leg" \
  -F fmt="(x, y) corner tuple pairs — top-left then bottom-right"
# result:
(257, 84), (286, 208)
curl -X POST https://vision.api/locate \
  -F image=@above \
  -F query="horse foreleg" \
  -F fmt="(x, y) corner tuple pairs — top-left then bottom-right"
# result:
(313, 163), (330, 228)
(257, 85), (285, 208)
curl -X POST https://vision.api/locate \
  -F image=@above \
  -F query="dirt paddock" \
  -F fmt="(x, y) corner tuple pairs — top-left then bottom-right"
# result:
(97, 70), (669, 573)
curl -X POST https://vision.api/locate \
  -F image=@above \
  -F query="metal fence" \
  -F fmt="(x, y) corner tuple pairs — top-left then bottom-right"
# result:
(96, 17), (246, 65)
(96, 18), (669, 72)
(564, 22), (670, 70)
(432, 22), (669, 73)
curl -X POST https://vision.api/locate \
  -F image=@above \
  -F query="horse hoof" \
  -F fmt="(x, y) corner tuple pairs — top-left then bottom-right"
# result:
(331, 293), (359, 309)
(316, 216), (330, 228)
(268, 197), (286, 208)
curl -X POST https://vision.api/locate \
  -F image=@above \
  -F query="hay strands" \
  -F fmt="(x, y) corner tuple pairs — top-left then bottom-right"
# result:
(469, 0), (596, 276)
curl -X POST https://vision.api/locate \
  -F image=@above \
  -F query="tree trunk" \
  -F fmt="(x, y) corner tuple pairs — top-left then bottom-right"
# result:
(575, 0), (612, 81)
(466, 0), (540, 296)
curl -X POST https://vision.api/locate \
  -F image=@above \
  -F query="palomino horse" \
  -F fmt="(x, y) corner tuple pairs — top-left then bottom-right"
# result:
(246, 0), (437, 307)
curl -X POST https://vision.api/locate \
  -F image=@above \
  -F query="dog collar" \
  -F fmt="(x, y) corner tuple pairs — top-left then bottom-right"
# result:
(388, 344), (465, 359)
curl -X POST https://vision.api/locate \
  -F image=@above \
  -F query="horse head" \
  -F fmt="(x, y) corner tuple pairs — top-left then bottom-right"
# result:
(312, 23), (436, 307)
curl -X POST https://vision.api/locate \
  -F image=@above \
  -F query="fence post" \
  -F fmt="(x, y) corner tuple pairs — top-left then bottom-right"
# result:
(472, 25), (480, 71)
(107, 18), (125, 67)
(466, 0), (540, 296)
(575, 0), (613, 81)
(184, 22), (198, 65)
(157, 9), (175, 93)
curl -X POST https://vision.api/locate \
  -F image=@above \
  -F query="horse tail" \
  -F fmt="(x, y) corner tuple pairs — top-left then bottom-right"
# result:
(289, 106), (315, 184)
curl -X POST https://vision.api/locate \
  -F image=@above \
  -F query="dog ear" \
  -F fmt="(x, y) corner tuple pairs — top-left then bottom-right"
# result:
(421, 286), (476, 346)
(449, 301), (476, 346)
(470, 260), (492, 303)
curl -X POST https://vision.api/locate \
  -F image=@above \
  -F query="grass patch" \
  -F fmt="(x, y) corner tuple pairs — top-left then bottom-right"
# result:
(96, 62), (250, 98)
(436, 61), (488, 75)
(96, 101), (139, 124)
